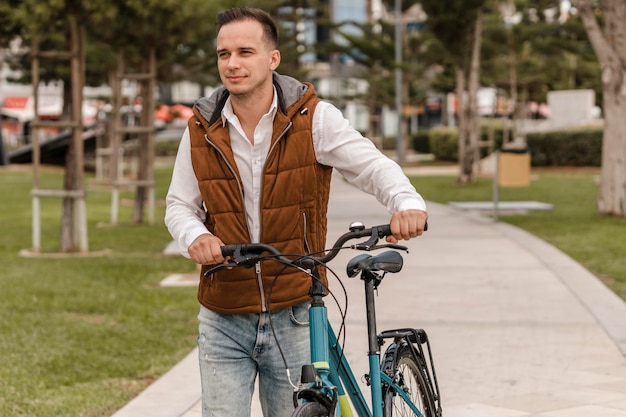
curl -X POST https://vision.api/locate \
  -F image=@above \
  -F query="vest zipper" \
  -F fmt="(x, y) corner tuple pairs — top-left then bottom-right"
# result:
(255, 262), (264, 310)
(255, 122), (292, 312)
(264, 121), (293, 173)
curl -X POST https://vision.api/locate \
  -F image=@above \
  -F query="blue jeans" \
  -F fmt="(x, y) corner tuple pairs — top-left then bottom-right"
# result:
(197, 302), (310, 417)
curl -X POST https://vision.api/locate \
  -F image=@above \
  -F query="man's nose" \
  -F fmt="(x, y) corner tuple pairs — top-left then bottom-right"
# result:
(227, 55), (241, 69)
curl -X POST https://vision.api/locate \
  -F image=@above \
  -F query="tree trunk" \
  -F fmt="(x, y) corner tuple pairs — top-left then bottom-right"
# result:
(441, 93), (449, 127)
(60, 81), (75, 252)
(579, 0), (626, 216)
(457, 9), (483, 184)
(133, 48), (156, 224)
(59, 19), (85, 252)
(133, 80), (148, 224)
(456, 65), (472, 182)
(367, 64), (382, 149)
(467, 9), (482, 180)
(108, 66), (122, 184)
(598, 84), (626, 215)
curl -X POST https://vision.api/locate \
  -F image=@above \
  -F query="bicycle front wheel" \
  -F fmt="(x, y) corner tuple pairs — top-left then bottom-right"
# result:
(290, 401), (330, 417)
(382, 343), (437, 417)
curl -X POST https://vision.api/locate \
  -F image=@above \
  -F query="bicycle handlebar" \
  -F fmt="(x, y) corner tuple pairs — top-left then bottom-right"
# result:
(205, 221), (427, 276)
(205, 223), (404, 276)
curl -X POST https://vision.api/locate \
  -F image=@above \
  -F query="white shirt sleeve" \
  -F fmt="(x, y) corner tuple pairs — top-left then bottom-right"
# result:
(164, 127), (211, 258)
(312, 101), (427, 213)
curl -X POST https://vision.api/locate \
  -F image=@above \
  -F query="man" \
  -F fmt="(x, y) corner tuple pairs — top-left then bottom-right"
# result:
(164, 7), (428, 417)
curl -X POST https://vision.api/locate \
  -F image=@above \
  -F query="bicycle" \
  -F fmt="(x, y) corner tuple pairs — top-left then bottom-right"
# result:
(205, 222), (441, 417)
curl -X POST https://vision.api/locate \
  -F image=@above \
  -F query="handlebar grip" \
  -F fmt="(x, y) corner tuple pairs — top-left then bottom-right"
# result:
(378, 221), (428, 237)
(378, 224), (392, 237)
(221, 244), (238, 257)
(378, 221), (428, 238)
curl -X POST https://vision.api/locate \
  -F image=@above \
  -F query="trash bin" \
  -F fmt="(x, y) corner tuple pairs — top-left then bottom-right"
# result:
(497, 148), (530, 187)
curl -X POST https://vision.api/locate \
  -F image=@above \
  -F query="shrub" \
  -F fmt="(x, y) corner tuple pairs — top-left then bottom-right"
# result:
(411, 131), (431, 153)
(415, 124), (603, 167)
(427, 127), (458, 161)
(526, 128), (602, 166)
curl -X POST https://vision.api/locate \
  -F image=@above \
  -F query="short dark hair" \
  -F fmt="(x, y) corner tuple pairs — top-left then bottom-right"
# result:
(216, 7), (279, 49)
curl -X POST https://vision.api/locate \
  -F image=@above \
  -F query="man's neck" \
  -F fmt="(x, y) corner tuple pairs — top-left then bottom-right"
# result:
(231, 95), (271, 120)
(230, 85), (274, 126)
(229, 87), (275, 144)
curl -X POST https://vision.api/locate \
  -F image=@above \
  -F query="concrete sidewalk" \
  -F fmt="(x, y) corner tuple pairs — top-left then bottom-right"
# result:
(112, 170), (626, 417)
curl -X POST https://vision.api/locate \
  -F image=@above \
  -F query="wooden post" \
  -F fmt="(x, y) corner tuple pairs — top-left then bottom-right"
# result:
(31, 36), (41, 252)
(28, 16), (88, 254)
(109, 49), (156, 225)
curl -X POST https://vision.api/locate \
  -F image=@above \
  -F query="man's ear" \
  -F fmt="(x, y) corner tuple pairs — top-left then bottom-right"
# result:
(269, 49), (281, 71)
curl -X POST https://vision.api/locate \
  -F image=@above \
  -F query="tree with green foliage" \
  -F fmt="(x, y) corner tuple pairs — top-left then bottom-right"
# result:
(2, 0), (314, 102)
(1, 0), (324, 247)
(3, 2), (92, 252)
(85, 0), (222, 225)
(1, 0), (222, 249)
(421, 0), (487, 183)
(330, 1), (427, 153)
(480, 0), (600, 144)
(332, 19), (397, 142)
(4, 1), (297, 99)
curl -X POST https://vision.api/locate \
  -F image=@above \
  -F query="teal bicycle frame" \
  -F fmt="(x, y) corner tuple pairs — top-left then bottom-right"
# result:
(210, 223), (438, 417)
(301, 266), (427, 417)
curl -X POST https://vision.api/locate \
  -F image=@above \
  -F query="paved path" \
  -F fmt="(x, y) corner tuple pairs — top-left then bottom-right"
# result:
(112, 169), (626, 417)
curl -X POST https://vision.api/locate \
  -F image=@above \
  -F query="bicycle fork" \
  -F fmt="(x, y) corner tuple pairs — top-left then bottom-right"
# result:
(293, 265), (343, 415)
(300, 300), (376, 417)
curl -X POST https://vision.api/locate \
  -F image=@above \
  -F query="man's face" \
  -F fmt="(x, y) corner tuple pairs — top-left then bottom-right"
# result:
(216, 19), (280, 98)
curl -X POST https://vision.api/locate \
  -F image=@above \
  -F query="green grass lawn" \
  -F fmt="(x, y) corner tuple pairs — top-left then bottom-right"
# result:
(409, 168), (626, 301)
(0, 163), (199, 417)
(1, 162), (625, 416)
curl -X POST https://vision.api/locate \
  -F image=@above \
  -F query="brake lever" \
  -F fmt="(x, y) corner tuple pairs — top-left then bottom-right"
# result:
(367, 243), (409, 252)
(203, 261), (237, 277)
(203, 252), (262, 277)
(353, 231), (380, 250)
(353, 238), (409, 252)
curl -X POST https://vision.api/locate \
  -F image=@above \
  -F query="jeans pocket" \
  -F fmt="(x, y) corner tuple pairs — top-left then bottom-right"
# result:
(289, 302), (309, 326)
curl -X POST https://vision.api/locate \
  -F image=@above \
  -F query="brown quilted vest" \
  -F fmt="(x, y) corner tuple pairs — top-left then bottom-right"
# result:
(188, 76), (333, 314)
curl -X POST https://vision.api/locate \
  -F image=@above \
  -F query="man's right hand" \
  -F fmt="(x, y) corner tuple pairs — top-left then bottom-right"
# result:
(188, 234), (226, 265)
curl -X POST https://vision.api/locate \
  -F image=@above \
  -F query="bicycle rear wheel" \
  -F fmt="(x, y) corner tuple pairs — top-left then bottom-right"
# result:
(382, 343), (437, 417)
(290, 401), (330, 417)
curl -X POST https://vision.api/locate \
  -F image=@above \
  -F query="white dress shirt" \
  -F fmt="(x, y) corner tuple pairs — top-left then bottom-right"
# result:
(165, 92), (427, 258)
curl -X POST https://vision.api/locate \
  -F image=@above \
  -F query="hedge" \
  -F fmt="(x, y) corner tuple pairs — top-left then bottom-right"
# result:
(526, 128), (602, 166)
(413, 125), (603, 167)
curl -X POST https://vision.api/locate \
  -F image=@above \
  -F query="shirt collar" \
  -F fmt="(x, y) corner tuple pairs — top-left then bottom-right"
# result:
(221, 86), (279, 127)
